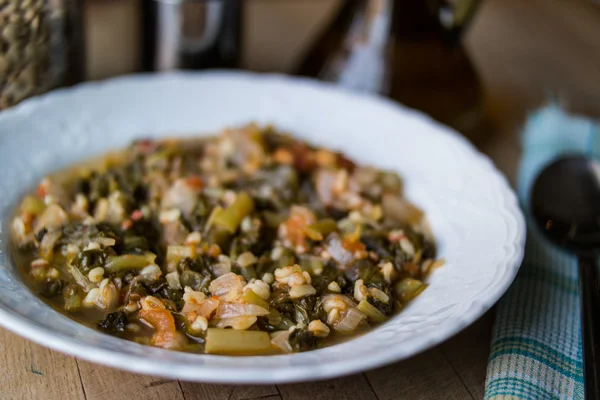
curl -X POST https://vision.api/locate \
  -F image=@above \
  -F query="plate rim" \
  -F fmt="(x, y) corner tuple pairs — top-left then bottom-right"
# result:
(0, 71), (526, 383)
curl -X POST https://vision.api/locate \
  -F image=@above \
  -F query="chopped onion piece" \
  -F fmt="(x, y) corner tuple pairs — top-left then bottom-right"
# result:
(326, 235), (354, 267)
(34, 204), (68, 233)
(161, 178), (201, 216)
(208, 272), (245, 297)
(270, 330), (292, 353)
(334, 308), (365, 334)
(69, 264), (93, 292)
(182, 297), (220, 318)
(321, 294), (357, 310)
(237, 251), (257, 267)
(211, 261), (232, 277)
(166, 271), (182, 290)
(216, 316), (257, 330)
(315, 169), (338, 206)
(40, 229), (62, 260)
(214, 302), (269, 319)
(289, 284), (317, 299)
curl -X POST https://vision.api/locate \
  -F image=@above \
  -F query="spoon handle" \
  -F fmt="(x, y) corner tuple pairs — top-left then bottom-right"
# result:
(578, 256), (600, 400)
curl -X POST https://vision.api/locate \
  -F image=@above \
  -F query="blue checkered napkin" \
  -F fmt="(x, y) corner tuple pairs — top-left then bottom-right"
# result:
(484, 105), (597, 399)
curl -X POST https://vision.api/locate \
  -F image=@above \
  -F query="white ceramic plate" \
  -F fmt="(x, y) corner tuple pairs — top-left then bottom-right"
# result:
(0, 72), (525, 383)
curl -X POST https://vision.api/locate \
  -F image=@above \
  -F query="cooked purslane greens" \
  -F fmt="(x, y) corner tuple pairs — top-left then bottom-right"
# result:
(11, 125), (442, 355)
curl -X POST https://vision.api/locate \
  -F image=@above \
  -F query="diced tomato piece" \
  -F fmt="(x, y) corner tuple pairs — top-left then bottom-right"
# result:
(139, 309), (178, 349)
(131, 210), (143, 221)
(185, 176), (204, 191)
(37, 183), (46, 198)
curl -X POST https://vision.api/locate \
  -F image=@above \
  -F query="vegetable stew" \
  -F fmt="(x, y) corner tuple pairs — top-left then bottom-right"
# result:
(11, 125), (442, 355)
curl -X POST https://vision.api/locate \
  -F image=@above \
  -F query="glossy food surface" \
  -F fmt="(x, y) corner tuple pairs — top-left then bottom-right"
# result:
(12, 125), (438, 355)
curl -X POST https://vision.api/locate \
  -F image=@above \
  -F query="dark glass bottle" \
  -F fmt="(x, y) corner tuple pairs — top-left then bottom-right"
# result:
(390, 0), (484, 139)
(141, 0), (242, 71)
(295, 0), (484, 141)
(295, 0), (393, 95)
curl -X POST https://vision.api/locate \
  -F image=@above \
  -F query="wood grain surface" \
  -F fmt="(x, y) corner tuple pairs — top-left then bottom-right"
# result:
(2, 0), (599, 399)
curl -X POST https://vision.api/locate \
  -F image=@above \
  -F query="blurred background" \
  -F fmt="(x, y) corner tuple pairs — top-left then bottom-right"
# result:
(1, 0), (600, 181)
(89, 0), (600, 181)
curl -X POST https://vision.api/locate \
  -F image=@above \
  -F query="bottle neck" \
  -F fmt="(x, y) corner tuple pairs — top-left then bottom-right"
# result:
(330, 0), (393, 93)
(357, 0), (393, 50)
(294, 0), (394, 94)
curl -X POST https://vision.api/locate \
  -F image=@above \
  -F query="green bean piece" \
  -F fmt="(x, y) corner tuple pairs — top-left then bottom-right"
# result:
(212, 192), (254, 233)
(105, 253), (156, 273)
(205, 328), (272, 355)
(204, 205), (223, 232)
(241, 289), (270, 310)
(64, 285), (84, 312)
(357, 299), (386, 322)
(304, 218), (337, 241)
(394, 277), (427, 304)
(20, 195), (46, 215)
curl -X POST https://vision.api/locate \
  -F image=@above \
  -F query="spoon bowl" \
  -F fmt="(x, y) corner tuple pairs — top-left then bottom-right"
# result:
(531, 154), (600, 399)
(531, 155), (600, 253)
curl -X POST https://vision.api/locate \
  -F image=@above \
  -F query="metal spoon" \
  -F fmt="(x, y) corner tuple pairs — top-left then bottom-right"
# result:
(531, 154), (600, 399)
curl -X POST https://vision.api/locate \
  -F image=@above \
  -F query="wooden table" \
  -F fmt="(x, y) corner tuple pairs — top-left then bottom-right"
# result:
(2, 1), (599, 399)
